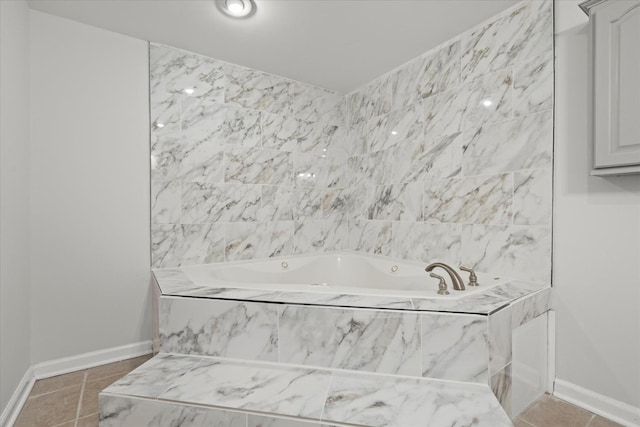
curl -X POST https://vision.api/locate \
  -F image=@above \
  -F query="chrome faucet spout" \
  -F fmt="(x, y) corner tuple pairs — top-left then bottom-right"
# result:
(425, 263), (466, 291)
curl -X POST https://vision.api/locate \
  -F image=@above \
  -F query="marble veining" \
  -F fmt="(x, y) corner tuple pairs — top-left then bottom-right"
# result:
(99, 395), (248, 427)
(423, 174), (513, 225)
(511, 288), (551, 328)
(150, 127), (182, 182)
(260, 186), (295, 221)
(391, 222), (462, 266)
(460, 0), (552, 79)
(224, 221), (294, 261)
(491, 364), (513, 418)
(367, 104), (423, 153)
(150, 43), (345, 268)
(151, 181), (181, 224)
(368, 183), (423, 221)
(224, 65), (292, 115)
(225, 147), (293, 186)
(178, 134), (224, 184)
(103, 354), (201, 398)
(150, 0), (553, 290)
(181, 182), (261, 223)
(152, 268), (201, 295)
(102, 354), (513, 427)
(462, 224), (552, 284)
(159, 359), (332, 420)
(262, 112), (323, 153)
(279, 305), (421, 376)
(462, 110), (553, 176)
(151, 223), (225, 268)
(348, 220), (392, 256)
(459, 68), (513, 131)
(289, 81), (344, 126)
(322, 372), (512, 427)
(160, 297), (278, 361)
(391, 41), (461, 110)
(514, 52), (554, 116)
(421, 313), (489, 383)
(182, 97), (261, 148)
(343, 0), (553, 288)
(488, 306), (513, 375)
(513, 168), (552, 225)
(293, 219), (347, 254)
(150, 44), (226, 108)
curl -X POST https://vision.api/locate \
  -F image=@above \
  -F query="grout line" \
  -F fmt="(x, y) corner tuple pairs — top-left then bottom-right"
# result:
(73, 371), (88, 427)
(584, 413), (597, 427)
(515, 418), (536, 427)
(28, 382), (84, 399)
(318, 372), (335, 423)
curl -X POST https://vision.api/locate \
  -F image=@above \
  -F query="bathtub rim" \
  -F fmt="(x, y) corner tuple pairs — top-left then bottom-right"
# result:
(152, 250), (550, 315)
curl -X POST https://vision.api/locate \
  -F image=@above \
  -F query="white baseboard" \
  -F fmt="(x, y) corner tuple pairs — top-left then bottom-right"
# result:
(33, 340), (152, 379)
(554, 379), (640, 427)
(1, 341), (152, 427)
(0, 366), (35, 427)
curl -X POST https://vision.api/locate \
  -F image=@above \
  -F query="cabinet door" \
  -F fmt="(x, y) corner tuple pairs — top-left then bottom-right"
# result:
(593, 0), (640, 169)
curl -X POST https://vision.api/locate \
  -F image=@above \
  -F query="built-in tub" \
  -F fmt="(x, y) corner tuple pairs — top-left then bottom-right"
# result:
(178, 251), (507, 300)
(151, 250), (552, 419)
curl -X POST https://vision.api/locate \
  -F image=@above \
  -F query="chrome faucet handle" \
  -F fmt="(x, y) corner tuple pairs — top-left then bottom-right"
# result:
(460, 266), (478, 287)
(430, 272), (449, 295)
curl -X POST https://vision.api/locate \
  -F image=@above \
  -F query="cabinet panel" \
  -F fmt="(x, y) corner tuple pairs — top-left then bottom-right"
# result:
(591, 0), (640, 172)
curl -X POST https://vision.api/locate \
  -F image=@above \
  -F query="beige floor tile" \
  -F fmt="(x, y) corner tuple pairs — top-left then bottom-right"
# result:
(14, 385), (82, 427)
(76, 412), (99, 427)
(520, 395), (594, 427)
(52, 422), (75, 427)
(588, 415), (624, 427)
(79, 373), (122, 417)
(30, 370), (86, 396)
(513, 417), (536, 427)
(85, 354), (151, 382)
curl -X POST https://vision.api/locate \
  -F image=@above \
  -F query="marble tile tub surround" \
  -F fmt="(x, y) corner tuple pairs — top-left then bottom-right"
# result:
(150, 0), (554, 284)
(157, 286), (551, 382)
(345, 0), (554, 285)
(150, 43), (348, 268)
(100, 354), (513, 427)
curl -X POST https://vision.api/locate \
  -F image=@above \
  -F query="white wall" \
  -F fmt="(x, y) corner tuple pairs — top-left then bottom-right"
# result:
(0, 0), (32, 413)
(554, 0), (640, 408)
(29, 11), (151, 363)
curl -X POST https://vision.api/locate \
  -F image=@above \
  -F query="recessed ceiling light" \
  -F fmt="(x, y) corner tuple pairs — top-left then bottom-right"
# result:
(184, 88), (195, 95)
(482, 99), (493, 107)
(216, 0), (256, 18)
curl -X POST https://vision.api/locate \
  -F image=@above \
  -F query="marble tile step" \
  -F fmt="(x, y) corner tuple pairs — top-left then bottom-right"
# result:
(99, 353), (513, 427)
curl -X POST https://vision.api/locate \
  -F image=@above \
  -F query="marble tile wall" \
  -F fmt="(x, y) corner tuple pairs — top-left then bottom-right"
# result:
(150, 0), (553, 282)
(150, 44), (347, 268)
(345, 0), (553, 284)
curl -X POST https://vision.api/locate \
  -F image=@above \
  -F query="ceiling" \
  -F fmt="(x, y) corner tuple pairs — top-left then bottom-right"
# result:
(28, 0), (521, 93)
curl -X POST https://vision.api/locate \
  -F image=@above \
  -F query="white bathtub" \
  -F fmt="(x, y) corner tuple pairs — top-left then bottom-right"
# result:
(179, 251), (507, 300)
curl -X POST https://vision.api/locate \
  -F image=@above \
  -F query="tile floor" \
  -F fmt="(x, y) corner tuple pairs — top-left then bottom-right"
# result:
(14, 354), (623, 427)
(14, 354), (152, 427)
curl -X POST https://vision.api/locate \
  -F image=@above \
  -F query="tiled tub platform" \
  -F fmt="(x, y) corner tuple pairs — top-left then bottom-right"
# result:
(100, 355), (512, 426)
(101, 259), (551, 426)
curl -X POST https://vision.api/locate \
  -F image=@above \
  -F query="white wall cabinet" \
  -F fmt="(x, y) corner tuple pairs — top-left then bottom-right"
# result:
(581, 0), (640, 176)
